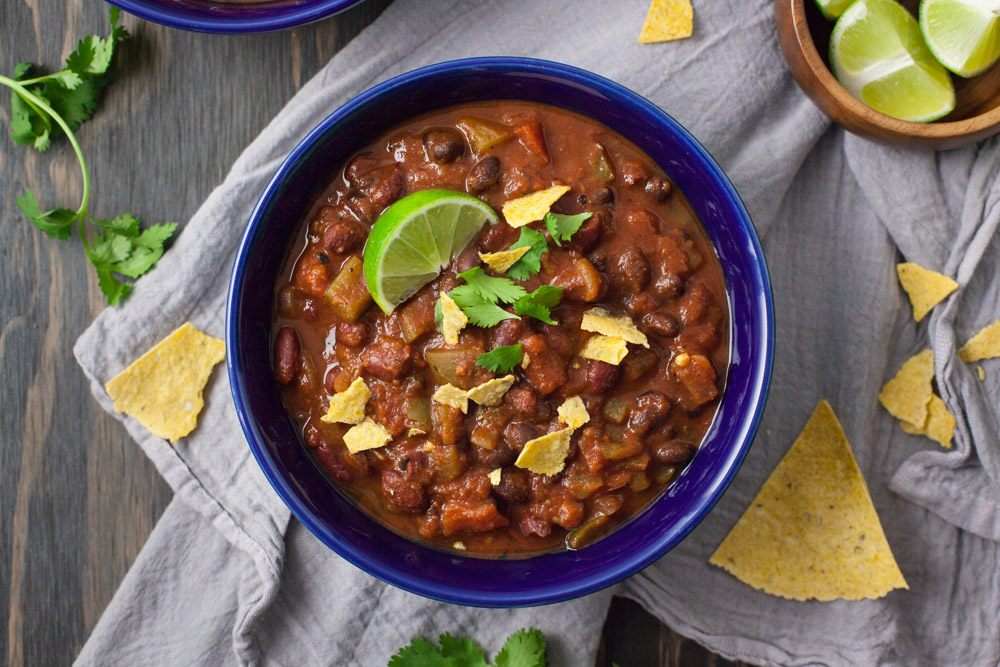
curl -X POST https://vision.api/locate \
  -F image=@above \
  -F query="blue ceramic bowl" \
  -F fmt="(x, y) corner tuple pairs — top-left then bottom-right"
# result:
(106, 0), (364, 34)
(228, 57), (774, 607)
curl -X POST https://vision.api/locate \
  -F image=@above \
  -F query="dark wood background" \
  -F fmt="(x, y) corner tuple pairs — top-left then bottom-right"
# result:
(0, 2), (748, 665)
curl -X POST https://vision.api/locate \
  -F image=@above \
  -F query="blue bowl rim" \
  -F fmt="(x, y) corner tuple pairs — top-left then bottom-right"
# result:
(105, 0), (364, 34)
(227, 56), (774, 607)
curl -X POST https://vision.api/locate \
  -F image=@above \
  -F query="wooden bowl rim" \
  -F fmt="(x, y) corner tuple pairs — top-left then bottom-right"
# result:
(784, 0), (1000, 140)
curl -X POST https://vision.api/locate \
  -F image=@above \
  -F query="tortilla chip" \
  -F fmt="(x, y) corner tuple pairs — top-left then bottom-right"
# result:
(343, 418), (391, 454)
(958, 318), (1000, 363)
(900, 394), (955, 449)
(453, 541), (467, 551)
(467, 375), (516, 406)
(557, 396), (590, 430)
(408, 427), (427, 437)
(978, 366), (987, 381)
(105, 322), (226, 442)
(480, 246), (530, 274)
(896, 263), (958, 322)
(439, 293), (468, 345)
(501, 185), (570, 228)
(878, 349), (934, 427)
(638, 0), (693, 44)
(709, 400), (908, 601)
(320, 377), (370, 425)
(433, 383), (469, 414)
(521, 351), (531, 368)
(580, 335), (629, 365)
(488, 468), (502, 486)
(515, 428), (573, 476)
(581, 307), (649, 348)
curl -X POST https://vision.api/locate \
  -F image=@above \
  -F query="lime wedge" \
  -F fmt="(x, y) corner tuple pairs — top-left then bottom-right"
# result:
(831, 0), (956, 122)
(816, 0), (857, 20)
(921, 0), (1000, 77)
(363, 189), (498, 314)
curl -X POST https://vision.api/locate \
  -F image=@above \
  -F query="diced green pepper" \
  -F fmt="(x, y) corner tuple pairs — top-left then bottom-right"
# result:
(599, 437), (644, 461)
(652, 465), (679, 485)
(628, 471), (651, 492)
(425, 346), (481, 390)
(561, 469), (604, 500)
(601, 397), (630, 424)
(406, 398), (432, 432)
(456, 116), (515, 154)
(398, 292), (436, 343)
(622, 347), (658, 381)
(589, 143), (615, 182)
(566, 515), (611, 550)
(324, 255), (371, 323)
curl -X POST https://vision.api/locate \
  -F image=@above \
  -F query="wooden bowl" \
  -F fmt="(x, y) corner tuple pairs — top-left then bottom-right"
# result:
(775, 0), (1000, 149)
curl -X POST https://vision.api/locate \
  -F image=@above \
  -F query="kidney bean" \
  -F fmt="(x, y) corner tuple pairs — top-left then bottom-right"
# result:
(519, 513), (551, 538)
(490, 317), (524, 348)
(652, 271), (684, 300)
(504, 421), (540, 451)
(323, 365), (341, 394)
(652, 440), (696, 466)
(586, 360), (619, 393)
(627, 391), (671, 436)
(626, 208), (660, 235)
(610, 246), (651, 292)
(645, 176), (672, 202)
(477, 220), (510, 252)
(322, 219), (363, 254)
(423, 128), (465, 163)
(587, 249), (608, 272)
(336, 321), (368, 347)
(505, 386), (538, 416)
(344, 152), (377, 186)
(381, 469), (428, 513)
(642, 312), (680, 338)
(368, 163), (406, 211)
(361, 335), (414, 380)
(467, 156), (501, 193)
(274, 327), (301, 385)
(493, 468), (530, 504)
(521, 334), (568, 395)
(619, 159), (649, 186)
(474, 441), (518, 468)
(316, 444), (351, 483)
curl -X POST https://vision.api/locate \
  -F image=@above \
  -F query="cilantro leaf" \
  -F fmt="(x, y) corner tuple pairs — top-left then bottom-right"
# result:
(514, 285), (563, 325)
(462, 303), (519, 328)
(95, 213), (141, 237)
(544, 211), (591, 246)
(13, 62), (32, 80)
(89, 231), (132, 267)
(494, 628), (546, 667)
(438, 633), (489, 667)
(456, 267), (527, 305)
(44, 78), (104, 133)
(387, 637), (453, 667)
(16, 190), (77, 241)
(96, 268), (132, 306)
(113, 223), (177, 278)
(476, 344), (523, 374)
(506, 227), (548, 281)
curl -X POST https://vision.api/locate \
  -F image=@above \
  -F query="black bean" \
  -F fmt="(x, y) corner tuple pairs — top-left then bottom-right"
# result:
(610, 246), (651, 292)
(642, 312), (680, 338)
(423, 128), (465, 163)
(652, 271), (684, 300)
(628, 391), (671, 436)
(467, 156), (501, 193)
(652, 440), (696, 466)
(645, 176), (672, 202)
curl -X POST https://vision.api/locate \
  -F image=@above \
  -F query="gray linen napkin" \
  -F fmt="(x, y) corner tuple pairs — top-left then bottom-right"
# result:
(73, 0), (1000, 664)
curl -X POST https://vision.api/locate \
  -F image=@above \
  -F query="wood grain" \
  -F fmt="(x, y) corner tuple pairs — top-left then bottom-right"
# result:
(0, 2), (731, 665)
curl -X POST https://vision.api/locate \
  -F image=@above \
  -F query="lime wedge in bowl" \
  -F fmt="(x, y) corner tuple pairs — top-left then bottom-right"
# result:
(816, 0), (857, 20)
(831, 0), (956, 122)
(363, 189), (498, 314)
(921, 0), (1000, 77)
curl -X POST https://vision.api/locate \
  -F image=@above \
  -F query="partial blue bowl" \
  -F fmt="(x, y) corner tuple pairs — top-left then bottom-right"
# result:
(106, 0), (364, 34)
(227, 57), (774, 607)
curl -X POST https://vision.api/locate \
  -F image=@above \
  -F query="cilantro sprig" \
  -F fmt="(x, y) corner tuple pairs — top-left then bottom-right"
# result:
(2, 8), (178, 305)
(476, 343), (523, 374)
(513, 285), (563, 325)
(388, 627), (546, 667)
(506, 227), (548, 281)
(544, 211), (591, 246)
(448, 267), (525, 328)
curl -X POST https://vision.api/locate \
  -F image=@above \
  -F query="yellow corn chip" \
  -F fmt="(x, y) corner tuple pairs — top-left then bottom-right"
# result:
(896, 263), (958, 322)
(709, 400), (908, 601)
(501, 185), (570, 227)
(453, 541), (467, 551)
(958, 318), (1000, 363)
(900, 394), (955, 449)
(479, 246), (530, 274)
(105, 322), (226, 442)
(522, 351), (531, 368)
(439, 293), (468, 346)
(433, 383), (469, 413)
(978, 366), (987, 381)
(343, 418), (391, 454)
(320, 377), (370, 425)
(488, 468), (502, 486)
(467, 375), (516, 406)
(557, 396), (590, 430)
(408, 427), (426, 437)
(638, 0), (693, 44)
(515, 428), (573, 476)
(581, 307), (649, 348)
(878, 349), (934, 427)
(580, 335), (629, 365)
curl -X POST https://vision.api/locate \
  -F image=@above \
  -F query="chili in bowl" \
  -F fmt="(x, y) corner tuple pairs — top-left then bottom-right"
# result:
(228, 58), (773, 606)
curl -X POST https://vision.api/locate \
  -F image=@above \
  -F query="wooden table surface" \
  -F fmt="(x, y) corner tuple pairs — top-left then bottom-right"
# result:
(0, 2), (748, 665)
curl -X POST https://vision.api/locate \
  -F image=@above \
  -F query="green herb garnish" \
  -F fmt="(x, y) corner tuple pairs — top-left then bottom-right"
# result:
(448, 267), (526, 328)
(2, 8), (177, 305)
(544, 211), (591, 246)
(506, 227), (548, 281)
(514, 285), (563, 325)
(475, 343), (524, 374)
(388, 627), (546, 667)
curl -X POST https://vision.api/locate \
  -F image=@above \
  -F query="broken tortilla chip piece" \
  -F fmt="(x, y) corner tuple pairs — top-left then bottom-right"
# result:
(638, 0), (694, 44)
(900, 394), (955, 449)
(501, 185), (570, 228)
(439, 293), (468, 345)
(433, 383), (470, 414)
(878, 349), (934, 427)
(480, 246), (530, 274)
(896, 263), (958, 322)
(343, 418), (392, 454)
(488, 468), (502, 486)
(105, 322), (226, 442)
(515, 428), (573, 476)
(557, 396), (590, 430)
(709, 400), (908, 601)
(408, 427), (426, 438)
(320, 377), (370, 425)
(467, 375), (516, 406)
(978, 366), (987, 381)
(581, 307), (649, 348)
(580, 335), (629, 365)
(958, 318), (1000, 363)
